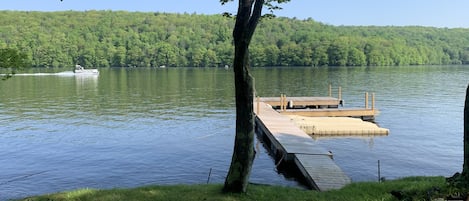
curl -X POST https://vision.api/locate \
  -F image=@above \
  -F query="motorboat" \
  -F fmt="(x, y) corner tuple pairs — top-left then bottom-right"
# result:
(74, 65), (99, 75)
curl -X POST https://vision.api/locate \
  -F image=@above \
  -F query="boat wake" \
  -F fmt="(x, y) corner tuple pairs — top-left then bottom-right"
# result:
(2, 71), (97, 77)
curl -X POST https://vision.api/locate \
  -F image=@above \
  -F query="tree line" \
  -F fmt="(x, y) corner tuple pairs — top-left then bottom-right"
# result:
(2, 10), (469, 68)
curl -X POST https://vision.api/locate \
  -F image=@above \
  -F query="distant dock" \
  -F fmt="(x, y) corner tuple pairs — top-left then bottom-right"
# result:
(254, 88), (389, 190)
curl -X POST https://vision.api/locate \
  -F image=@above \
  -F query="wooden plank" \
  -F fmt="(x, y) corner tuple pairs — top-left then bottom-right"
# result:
(256, 103), (327, 154)
(274, 133), (329, 155)
(294, 154), (352, 191)
(254, 101), (351, 191)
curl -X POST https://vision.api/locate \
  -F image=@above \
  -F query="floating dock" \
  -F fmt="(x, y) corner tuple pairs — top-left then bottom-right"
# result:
(254, 91), (389, 190)
(254, 101), (352, 191)
(288, 116), (389, 136)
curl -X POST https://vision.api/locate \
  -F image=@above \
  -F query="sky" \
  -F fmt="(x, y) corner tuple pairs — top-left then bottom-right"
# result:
(1, 0), (469, 28)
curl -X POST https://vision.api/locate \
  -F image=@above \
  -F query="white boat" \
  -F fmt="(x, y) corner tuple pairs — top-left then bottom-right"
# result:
(74, 65), (99, 75)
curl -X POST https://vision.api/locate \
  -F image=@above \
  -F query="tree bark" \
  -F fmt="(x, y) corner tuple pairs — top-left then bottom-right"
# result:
(223, 0), (264, 193)
(463, 84), (469, 179)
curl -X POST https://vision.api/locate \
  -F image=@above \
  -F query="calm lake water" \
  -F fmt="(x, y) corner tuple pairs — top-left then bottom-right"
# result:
(0, 66), (468, 200)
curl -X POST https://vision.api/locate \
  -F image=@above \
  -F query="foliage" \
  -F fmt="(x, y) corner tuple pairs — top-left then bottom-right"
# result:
(2, 11), (469, 67)
(20, 177), (449, 201)
(446, 173), (469, 197)
(0, 48), (29, 79)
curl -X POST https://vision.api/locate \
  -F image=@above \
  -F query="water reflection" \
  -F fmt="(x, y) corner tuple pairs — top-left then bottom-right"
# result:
(0, 66), (468, 200)
(75, 74), (98, 84)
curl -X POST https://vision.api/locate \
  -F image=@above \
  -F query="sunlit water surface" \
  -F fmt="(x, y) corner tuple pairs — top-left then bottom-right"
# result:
(0, 66), (467, 200)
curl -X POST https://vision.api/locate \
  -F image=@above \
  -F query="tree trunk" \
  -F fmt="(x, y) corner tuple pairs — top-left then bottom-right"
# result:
(463, 84), (469, 179)
(223, 0), (264, 193)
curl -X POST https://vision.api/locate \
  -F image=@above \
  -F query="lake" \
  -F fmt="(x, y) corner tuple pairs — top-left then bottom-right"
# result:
(0, 66), (467, 200)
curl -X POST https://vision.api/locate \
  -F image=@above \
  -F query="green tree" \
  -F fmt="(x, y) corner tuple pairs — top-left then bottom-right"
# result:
(154, 42), (179, 67)
(279, 42), (301, 66)
(0, 48), (29, 79)
(347, 47), (366, 66)
(190, 46), (206, 67)
(203, 49), (219, 67)
(263, 44), (280, 66)
(112, 46), (127, 67)
(328, 38), (348, 66)
(250, 45), (267, 66)
(7, 10), (469, 67)
(311, 41), (329, 66)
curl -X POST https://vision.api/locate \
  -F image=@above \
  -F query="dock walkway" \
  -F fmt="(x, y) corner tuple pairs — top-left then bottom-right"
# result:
(254, 101), (351, 191)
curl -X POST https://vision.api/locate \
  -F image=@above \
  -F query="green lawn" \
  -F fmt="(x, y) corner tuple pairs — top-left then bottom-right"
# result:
(20, 177), (452, 201)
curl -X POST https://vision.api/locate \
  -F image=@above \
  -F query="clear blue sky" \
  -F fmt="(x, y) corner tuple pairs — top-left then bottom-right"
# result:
(1, 0), (469, 28)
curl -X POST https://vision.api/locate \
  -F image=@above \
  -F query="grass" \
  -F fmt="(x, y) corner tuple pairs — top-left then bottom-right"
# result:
(19, 176), (451, 201)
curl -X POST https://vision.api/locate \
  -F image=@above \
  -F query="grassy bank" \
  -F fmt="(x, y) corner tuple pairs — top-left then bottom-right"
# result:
(20, 177), (450, 201)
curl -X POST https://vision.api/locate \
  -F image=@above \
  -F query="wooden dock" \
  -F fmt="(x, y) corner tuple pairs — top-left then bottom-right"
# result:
(258, 92), (378, 121)
(254, 101), (351, 191)
(253, 90), (389, 189)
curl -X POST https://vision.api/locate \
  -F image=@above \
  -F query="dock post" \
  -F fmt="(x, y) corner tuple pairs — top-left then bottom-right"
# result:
(329, 84), (332, 97)
(338, 86), (342, 101)
(282, 94), (284, 111)
(365, 92), (369, 109)
(280, 94), (283, 111)
(283, 94), (287, 111)
(280, 94), (287, 111)
(257, 96), (260, 115)
(372, 93), (375, 110)
(378, 160), (381, 182)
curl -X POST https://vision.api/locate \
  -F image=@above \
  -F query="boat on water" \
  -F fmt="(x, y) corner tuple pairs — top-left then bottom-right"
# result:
(74, 65), (99, 75)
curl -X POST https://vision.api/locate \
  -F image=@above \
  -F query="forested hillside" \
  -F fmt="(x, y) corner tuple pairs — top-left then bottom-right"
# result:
(1, 10), (469, 68)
